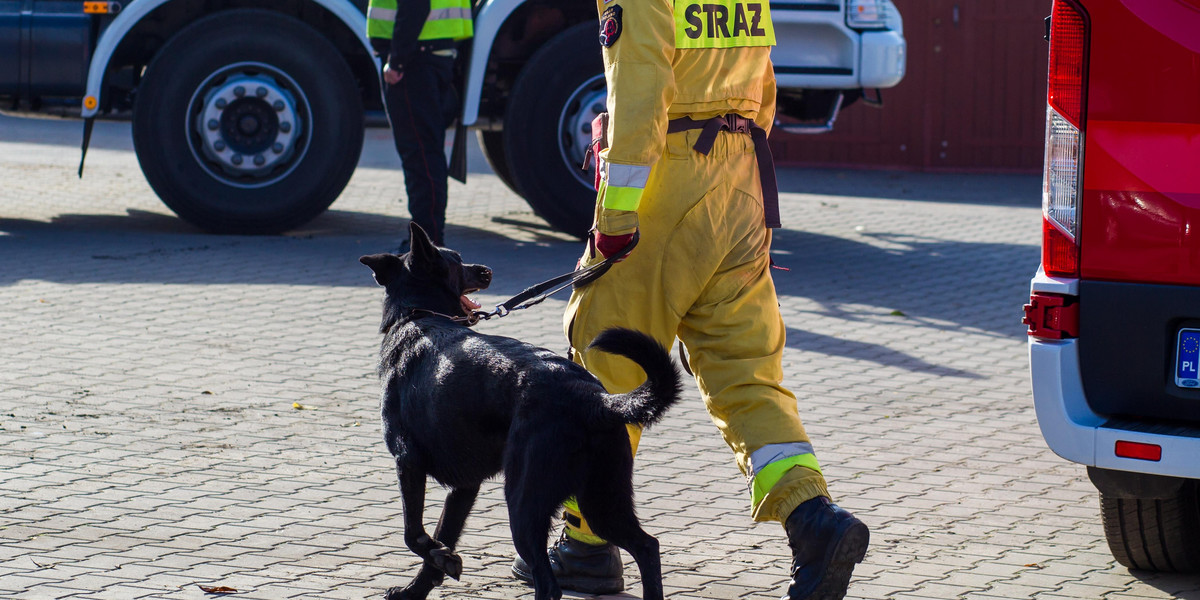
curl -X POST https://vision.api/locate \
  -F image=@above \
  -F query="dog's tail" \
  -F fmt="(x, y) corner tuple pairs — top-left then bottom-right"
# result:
(587, 328), (683, 427)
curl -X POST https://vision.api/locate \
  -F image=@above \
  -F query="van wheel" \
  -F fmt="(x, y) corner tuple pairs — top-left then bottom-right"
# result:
(132, 9), (363, 234)
(1100, 480), (1200, 572)
(504, 22), (604, 239)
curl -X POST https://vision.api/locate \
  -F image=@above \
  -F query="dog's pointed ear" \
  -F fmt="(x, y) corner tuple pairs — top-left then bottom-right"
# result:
(360, 253), (402, 286)
(408, 222), (439, 265)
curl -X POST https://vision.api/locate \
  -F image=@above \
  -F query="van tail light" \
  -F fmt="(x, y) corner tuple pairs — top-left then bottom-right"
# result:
(1041, 0), (1089, 278)
(1047, 0), (1087, 127)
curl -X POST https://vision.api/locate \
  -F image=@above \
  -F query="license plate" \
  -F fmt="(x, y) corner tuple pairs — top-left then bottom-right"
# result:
(1175, 328), (1200, 388)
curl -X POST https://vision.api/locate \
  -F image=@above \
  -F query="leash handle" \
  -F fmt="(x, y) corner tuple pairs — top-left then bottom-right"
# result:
(571, 229), (639, 288)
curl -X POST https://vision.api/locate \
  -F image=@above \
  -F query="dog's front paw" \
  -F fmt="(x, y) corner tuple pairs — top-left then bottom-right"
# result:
(429, 547), (463, 580)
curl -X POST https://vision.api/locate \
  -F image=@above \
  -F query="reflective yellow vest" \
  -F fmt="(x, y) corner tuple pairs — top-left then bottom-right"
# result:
(673, 0), (775, 49)
(366, 0), (473, 42)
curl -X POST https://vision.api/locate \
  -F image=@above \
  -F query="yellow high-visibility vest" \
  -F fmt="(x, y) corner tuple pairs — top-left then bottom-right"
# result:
(366, 0), (473, 42)
(673, 0), (775, 49)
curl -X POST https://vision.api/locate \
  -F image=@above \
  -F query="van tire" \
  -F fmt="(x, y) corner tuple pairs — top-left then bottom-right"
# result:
(1100, 480), (1200, 572)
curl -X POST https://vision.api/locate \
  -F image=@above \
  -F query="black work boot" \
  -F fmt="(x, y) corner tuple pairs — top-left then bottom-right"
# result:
(511, 529), (624, 594)
(783, 496), (869, 600)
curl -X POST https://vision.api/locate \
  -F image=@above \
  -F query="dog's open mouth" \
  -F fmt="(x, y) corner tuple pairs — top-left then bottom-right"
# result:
(460, 292), (481, 314)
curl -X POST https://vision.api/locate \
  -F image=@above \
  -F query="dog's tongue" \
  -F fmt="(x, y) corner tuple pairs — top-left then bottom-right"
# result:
(460, 295), (481, 314)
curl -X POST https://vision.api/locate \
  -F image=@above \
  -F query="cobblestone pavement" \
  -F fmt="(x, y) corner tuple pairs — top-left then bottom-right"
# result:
(2, 115), (1199, 600)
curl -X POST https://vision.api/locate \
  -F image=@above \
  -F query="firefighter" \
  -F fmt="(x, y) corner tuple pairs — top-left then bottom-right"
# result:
(510, 0), (869, 598)
(366, 0), (472, 247)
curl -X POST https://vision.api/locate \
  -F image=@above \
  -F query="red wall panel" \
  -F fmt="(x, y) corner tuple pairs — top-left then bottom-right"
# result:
(771, 0), (1051, 172)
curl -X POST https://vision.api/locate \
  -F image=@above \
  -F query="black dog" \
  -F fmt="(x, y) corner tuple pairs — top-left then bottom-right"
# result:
(360, 223), (682, 600)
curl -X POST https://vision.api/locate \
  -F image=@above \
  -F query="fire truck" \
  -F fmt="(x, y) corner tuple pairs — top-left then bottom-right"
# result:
(0, 0), (905, 236)
(1027, 0), (1200, 572)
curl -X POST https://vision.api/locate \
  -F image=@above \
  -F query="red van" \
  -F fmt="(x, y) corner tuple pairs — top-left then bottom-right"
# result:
(1025, 0), (1200, 572)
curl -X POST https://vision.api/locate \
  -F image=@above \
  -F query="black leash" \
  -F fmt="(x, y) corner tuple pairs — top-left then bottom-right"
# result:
(435, 231), (640, 327)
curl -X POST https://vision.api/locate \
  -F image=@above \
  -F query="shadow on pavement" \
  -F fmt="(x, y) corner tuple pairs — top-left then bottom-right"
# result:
(1130, 571), (1200, 600)
(771, 227), (1039, 342)
(773, 224), (1037, 372)
(784, 327), (985, 379)
(0, 209), (582, 297)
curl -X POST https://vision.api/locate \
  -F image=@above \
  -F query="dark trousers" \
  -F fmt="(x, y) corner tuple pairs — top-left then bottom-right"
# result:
(383, 52), (457, 246)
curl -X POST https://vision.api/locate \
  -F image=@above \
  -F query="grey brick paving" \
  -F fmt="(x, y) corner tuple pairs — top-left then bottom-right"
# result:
(3, 114), (1200, 599)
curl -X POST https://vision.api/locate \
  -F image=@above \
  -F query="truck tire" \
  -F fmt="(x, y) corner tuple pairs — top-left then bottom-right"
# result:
(504, 22), (605, 239)
(132, 9), (363, 234)
(1100, 480), (1200, 572)
(476, 131), (521, 196)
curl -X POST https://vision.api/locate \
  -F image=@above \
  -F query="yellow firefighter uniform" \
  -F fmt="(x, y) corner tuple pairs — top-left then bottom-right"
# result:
(561, 0), (831, 544)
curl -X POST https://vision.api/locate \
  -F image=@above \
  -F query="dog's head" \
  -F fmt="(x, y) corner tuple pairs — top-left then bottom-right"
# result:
(360, 223), (492, 327)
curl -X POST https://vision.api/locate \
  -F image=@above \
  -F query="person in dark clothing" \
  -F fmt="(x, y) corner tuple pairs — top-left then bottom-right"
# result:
(367, 0), (473, 247)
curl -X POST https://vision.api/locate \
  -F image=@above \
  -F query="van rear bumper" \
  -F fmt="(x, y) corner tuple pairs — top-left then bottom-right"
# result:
(1030, 337), (1200, 479)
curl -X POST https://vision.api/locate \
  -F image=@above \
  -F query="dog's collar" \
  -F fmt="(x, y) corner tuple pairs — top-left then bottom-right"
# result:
(403, 308), (482, 327)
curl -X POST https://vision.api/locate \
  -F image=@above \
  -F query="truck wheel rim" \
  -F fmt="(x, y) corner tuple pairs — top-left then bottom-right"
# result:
(186, 62), (312, 189)
(556, 74), (607, 189)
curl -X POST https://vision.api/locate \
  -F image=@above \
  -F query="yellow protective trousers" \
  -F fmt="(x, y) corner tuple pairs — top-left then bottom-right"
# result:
(562, 128), (830, 536)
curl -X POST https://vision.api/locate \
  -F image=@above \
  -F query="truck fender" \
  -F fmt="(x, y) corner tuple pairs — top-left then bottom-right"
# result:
(461, 0), (526, 127)
(81, 0), (375, 118)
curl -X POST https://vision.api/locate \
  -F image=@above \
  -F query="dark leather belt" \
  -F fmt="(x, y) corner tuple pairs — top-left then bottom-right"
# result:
(418, 39), (457, 52)
(667, 114), (780, 229)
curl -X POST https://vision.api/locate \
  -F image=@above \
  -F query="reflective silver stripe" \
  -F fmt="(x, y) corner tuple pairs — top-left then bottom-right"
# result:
(429, 6), (471, 20)
(367, 6), (396, 21)
(747, 442), (816, 478)
(601, 160), (651, 189)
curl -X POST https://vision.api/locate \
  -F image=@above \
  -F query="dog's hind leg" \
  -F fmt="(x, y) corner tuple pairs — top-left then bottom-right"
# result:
(505, 466), (565, 600)
(578, 464), (663, 600)
(589, 520), (661, 600)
